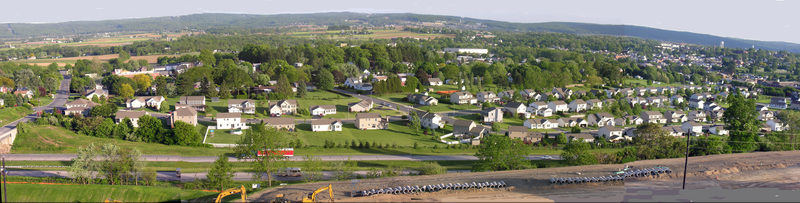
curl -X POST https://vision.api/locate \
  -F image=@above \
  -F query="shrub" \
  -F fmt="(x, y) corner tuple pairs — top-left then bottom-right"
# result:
(417, 162), (447, 175)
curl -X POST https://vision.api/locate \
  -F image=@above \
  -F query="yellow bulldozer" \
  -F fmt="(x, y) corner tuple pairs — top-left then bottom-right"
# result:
(302, 184), (334, 202)
(215, 185), (247, 203)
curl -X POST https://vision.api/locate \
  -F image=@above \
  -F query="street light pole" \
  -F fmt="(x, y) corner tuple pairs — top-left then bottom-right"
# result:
(682, 129), (691, 190)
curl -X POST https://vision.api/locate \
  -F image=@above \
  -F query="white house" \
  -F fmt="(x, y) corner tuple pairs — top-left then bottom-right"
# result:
(344, 77), (362, 89)
(681, 122), (703, 136)
(504, 102), (527, 116)
(483, 107), (504, 123)
(520, 89), (537, 99)
(587, 113), (615, 127)
(568, 99), (587, 112)
(524, 119), (558, 129)
(450, 91), (477, 104)
(310, 105), (337, 116)
(537, 108), (553, 117)
(689, 99), (705, 109)
(311, 119), (343, 132)
(216, 113), (247, 130)
(708, 125), (729, 135)
(586, 99), (602, 109)
(766, 119), (787, 132)
(427, 78), (443, 86)
(598, 126), (624, 140)
(418, 111), (445, 129)
(476, 91), (500, 103)
(126, 96), (165, 110)
(670, 95), (684, 104)
(548, 101), (568, 112)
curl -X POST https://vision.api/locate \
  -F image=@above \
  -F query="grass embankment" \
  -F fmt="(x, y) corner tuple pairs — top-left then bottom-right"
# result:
(12, 126), (232, 156)
(0, 106), (34, 127)
(6, 183), (217, 202)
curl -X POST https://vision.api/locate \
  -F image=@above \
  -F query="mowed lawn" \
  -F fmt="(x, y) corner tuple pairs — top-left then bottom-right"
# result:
(7, 183), (216, 202)
(12, 126), (232, 156)
(288, 122), (450, 148)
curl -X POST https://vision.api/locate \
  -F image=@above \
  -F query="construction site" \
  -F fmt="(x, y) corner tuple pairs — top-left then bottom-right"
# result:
(249, 151), (800, 202)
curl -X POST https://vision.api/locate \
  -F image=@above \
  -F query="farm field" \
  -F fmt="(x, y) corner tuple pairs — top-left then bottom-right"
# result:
(291, 29), (453, 40)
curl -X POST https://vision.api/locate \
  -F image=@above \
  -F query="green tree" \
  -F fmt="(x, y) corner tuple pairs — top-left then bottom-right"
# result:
(409, 111), (421, 135)
(119, 84), (134, 99)
(723, 93), (760, 152)
(556, 133), (568, 144)
(276, 75), (294, 98)
(418, 162), (447, 175)
(154, 76), (168, 97)
(316, 69), (335, 90)
(491, 122), (500, 132)
(118, 51), (131, 61)
(234, 125), (289, 187)
(301, 155), (323, 182)
(135, 115), (164, 144)
(173, 121), (201, 146)
(68, 144), (99, 184)
(199, 49), (216, 66)
(44, 77), (59, 95)
(297, 82), (307, 98)
(133, 74), (152, 94)
(561, 141), (598, 166)
(93, 118), (116, 138)
(632, 123), (686, 159)
(473, 135), (531, 171)
(207, 155), (234, 191)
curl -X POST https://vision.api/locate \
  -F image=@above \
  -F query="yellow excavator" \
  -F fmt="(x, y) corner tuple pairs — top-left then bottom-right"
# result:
(302, 184), (334, 202)
(215, 185), (247, 203)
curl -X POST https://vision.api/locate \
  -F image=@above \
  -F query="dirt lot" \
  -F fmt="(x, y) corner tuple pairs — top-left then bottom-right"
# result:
(248, 151), (800, 202)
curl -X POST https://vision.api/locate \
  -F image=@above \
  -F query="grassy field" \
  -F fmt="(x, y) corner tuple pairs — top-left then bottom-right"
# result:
(376, 93), (480, 112)
(204, 129), (243, 144)
(6, 183), (217, 202)
(0, 106), (34, 127)
(289, 122), (450, 148)
(12, 126), (233, 156)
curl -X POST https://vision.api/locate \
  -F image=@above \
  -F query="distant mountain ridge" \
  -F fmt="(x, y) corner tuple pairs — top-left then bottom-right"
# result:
(3, 12), (799, 53)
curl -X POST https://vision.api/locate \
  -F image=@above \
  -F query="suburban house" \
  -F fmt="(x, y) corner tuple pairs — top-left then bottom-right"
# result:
(568, 133), (596, 143)
(452, 120), (488, 138)
(310, 105), (337, 116)
(665, 110), (688, 123)
(507, 126), (543, 144)
(355, 113), (389, 130)
(348, 99), (373, 112)
(115, 111), (149, 127)
(263, 117), (296, 131)
(216, 113), (247, 130)
(524, 119), (558, 129)
(476, 91), (500, 103)
(641, 111), (667, 124)
(407, 93), (438, 106)
(586, 99), (602, 109)
(171, 105), (198, 127)
(547, 101), (568, 112)
(663, 126), (685, 137)
(450, 91), (478, 105)
(616, 116), (643, 126)
(558, 117), (588, 128)
(688, 99), (705, 109)
(311, 119), (343, 132)
(267, 100), (298, 116)
(126, 96), (165, 110)
(482, 107), (504, 123)
(537, 108), (553, 117)
(64, 98), (98, 116)
(758, 110), (774, 121)
(344, 77), (362, 89)
(766, 119), (787, 132)
(228, 99), (256, 114)
(520, 89), (537, 99)
(84, 88), (108, 100)
(681, 122), (703, 136)
(769, 97), (788, 109)
(528, 101), (548, 111)
(552, 87), (573, 99)
(708, 125), (729, 135)
(426, 78), (443, 86)
(497, 90), (516, 100)
(178, 96), (206, 112)
(688, 111), (708, 122)
(587, 112), (616, 127)
(504, 102), (527, 117)
(670, 95), (684, 104)
(418, 111), (445, 129)
(568, 99), (588, 112)
(598, 126), (624, 140)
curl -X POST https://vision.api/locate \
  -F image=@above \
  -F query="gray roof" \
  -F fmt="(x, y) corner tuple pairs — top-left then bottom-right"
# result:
(310, 105), (336, 111)
(311, 119), (341, 126)
(356, 113), (381, 119)
(217, 113), (241, 118)
(508, 126), (528, 133)
(263, 117), (295, 125)
(115, 111), (147, 119)
(174, 107), (197, 116)
(452, 119), (474, 127)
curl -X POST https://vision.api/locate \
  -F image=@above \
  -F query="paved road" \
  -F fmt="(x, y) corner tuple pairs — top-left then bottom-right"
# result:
(7, 169), (476, 182)
(2, 154), (562, 162)
(0, 74), (70, 142)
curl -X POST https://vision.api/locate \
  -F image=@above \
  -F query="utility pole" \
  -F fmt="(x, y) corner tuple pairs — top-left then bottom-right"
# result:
(682, 129), (691, 190)
(2, 156), (7, 203)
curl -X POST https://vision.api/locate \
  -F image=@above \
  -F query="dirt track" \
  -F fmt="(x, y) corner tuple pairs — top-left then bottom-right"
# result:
(248, 151), (800, 202)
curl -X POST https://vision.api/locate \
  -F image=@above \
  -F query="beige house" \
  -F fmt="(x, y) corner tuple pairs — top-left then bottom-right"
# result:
(115, 111), (149, 127)
(64, 98), (98, 116)
(348, 99), (373, 112)
(171, 104), (198, 127)
(263, 117), (296, 131)
(355, 113), (389, 130)
(507, 126), (543, 144)
(178, 96), (206, 111)
(268, 100), (298, 116)
(641, 111), (666, 124)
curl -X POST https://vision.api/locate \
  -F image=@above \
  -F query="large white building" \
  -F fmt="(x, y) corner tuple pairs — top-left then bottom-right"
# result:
(443, 48), (489, 55)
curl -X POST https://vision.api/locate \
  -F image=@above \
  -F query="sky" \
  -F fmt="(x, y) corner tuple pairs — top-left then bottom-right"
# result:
(3, 0), (799, 44)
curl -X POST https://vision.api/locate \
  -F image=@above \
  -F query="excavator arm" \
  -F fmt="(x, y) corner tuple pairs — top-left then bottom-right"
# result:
(215, 185), (247, 203)
(302, 184), (334, 202)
